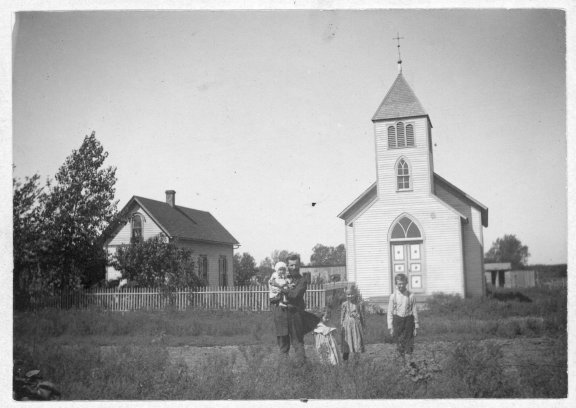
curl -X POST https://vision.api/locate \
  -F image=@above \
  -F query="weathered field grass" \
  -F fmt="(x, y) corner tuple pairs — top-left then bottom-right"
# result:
(13, 338), (566, 399)
(13, 286), (567, 399)
(14, 286), (566, 346)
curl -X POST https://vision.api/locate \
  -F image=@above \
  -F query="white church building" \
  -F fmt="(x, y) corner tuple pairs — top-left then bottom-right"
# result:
(338, 66), (488, 303)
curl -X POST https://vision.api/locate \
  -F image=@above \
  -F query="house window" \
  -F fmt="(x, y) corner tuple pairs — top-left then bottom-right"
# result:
(198, 255), (208, 283)
(131, 214), (143, 243)
(218, 256), (228, 287)
(396, 159), (411, 190)
(388, 122), (415, 149)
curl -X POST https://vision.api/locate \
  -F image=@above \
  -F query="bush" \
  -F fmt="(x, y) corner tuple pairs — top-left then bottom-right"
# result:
(445, 341), (515, 398)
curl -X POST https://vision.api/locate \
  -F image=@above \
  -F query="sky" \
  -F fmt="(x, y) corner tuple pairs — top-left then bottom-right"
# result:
(9, 5), (569, 266)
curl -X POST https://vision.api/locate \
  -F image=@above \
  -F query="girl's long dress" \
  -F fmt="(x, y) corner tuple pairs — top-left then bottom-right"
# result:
(313, 323), (340, 365)
(340, 301), (365, 354)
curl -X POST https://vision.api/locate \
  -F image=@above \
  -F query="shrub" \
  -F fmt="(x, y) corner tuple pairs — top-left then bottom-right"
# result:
(445, 341), (515, 398)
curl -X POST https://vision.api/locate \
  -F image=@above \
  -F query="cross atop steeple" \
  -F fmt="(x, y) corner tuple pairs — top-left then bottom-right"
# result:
(393, 32), (404, 72)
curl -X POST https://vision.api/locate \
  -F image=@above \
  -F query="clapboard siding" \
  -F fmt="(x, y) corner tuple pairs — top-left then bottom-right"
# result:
(435, 182), (485, 296)
(107, 204), (164, 245)
(180, 241), (233, 287)
(106, 240), (233, 287)
(345, 223), (356, 282)
(349, 190), (464, 299)
(375, 118), (432, 198)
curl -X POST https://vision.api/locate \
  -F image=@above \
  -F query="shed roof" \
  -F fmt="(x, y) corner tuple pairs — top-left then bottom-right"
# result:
(484, 263), (512, 271)
(372, 72), (429, 122)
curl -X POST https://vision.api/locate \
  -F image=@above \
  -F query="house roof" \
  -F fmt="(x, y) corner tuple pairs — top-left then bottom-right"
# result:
(433, 174), (489, 227)
(372, 72), (429, 122)
(107, 195), (239, 246)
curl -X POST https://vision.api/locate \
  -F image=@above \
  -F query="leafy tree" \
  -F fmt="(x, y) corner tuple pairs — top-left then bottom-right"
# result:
(484, 234), (530, 270)
(310, 243), (346, 266)
(13, 173), (48, 306)
(110, 235), (205, 288)
(41, 132), (118, 288)
(233, 252), (257, 286)
(255, 257), (275, 284)
(270, 249), (301, 266)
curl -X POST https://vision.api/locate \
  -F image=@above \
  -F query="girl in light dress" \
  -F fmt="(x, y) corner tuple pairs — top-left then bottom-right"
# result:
(340, 287), (365, 361)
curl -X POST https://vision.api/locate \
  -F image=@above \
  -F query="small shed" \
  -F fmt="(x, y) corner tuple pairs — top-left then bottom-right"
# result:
(485, 263), (535, 289)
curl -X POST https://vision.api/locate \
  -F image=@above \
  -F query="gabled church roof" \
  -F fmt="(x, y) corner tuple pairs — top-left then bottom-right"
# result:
(372, 72), (428, 122)
(337, 174), (488, 227)
(434, 174), (489, 227)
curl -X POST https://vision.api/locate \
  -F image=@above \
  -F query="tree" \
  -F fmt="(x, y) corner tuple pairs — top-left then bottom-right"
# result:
(255, 257), (275, 284)
(233, 252), (257, 286)
(270, 249), (301, 266)
(484, 234), (530, 270)
(309, 243), (346, 266)
(41, 132), (118, 288)
(110, 235), (205, 288)
(13, 173), (48, 306)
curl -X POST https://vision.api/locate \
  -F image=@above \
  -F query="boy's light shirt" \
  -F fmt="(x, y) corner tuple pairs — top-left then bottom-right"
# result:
(387, 289), (420, 329)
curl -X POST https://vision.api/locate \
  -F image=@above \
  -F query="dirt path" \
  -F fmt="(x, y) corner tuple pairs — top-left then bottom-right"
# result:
(166, 337), (564, 374)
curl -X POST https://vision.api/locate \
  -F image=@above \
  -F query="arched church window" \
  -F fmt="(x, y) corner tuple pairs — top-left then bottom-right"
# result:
(406, 124), (414, 146)
(396, 158), (410, 190)
(391, 216), (422, 239)
(388, 126), (396, 148)
(397, 122), (406, 147)
(131, 214), (143, 244)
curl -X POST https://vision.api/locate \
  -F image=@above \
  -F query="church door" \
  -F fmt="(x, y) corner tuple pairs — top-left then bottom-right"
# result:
(390, 217), (425, 294)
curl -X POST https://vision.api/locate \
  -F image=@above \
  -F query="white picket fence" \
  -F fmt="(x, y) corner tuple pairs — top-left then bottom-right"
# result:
(26, 282), (353, 312)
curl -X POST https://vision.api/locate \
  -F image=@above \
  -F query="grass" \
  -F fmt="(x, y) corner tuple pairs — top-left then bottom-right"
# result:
(13, 339), (566, 399)
(14, 286), (566, 346)
(13, 285), (567, 399)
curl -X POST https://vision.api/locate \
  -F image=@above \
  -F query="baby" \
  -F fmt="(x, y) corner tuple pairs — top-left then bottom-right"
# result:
(269, 261), (293, 308)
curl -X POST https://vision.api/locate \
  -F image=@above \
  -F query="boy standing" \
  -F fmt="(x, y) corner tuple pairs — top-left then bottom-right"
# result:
(387, 273), (419, 364)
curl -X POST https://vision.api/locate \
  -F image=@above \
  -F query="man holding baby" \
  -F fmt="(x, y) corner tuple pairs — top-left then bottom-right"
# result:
(270, 254), (319, 366)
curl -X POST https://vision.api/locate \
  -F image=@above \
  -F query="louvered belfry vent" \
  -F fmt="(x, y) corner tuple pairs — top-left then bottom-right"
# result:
(406, 124), (414, 146)
(387, 122), (415, 149)
(388, 126), (396, 148)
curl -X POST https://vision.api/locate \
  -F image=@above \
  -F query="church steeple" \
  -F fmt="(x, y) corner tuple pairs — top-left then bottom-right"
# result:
(372, 73), (428, 122)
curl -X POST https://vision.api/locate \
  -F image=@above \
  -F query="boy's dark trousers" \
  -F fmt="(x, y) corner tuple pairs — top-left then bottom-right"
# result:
(392, 314), (415, 355)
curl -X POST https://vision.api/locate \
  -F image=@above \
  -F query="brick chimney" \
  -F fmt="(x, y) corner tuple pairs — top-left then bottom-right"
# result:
(165, 190), (176, 207)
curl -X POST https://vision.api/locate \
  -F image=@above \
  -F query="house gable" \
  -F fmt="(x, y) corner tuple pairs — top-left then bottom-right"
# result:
(106, 201), (166, 246)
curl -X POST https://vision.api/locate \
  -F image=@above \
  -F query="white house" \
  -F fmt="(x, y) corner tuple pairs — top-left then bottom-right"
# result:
(103, 190), (239, 286)
(338, 68), (488, 303)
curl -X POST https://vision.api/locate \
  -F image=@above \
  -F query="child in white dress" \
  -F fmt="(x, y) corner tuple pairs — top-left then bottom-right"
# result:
(314, 311), (340, 365)
(268, 261), (292, 307)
